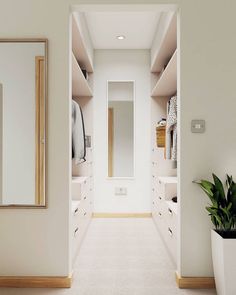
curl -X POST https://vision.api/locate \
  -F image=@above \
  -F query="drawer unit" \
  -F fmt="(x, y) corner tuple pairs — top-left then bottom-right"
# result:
(71, 196), (92, 262)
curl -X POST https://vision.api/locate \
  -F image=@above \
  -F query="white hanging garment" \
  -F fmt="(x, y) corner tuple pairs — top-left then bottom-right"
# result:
(72, 100), (86, 165)
(166, 95), (177, 161)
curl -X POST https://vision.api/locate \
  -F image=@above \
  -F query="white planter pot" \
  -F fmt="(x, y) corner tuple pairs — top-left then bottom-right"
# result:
(211, 229), (236, 295)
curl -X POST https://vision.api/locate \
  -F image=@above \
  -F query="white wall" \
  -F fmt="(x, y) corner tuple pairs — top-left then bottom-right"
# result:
(108, 81), (133, 101)
(0, 0), (236, 281)
(0, 0), (71, 276)
(93, 50), (151, 213)
(0, 43), (44, 205)
(109, 101), (134, 177)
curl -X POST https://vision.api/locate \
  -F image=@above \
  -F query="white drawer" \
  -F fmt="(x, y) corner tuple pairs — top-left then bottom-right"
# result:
(71, 177), (89, 200)
(153, 210), (166, 238)
(164, 202), (177, 234)
(163, 225), (177, 264)
(151, 162), (158, 178)
(72, 224), (84, 260)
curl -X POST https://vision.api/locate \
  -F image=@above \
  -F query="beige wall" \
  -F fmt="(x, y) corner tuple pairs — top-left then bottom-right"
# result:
(0, 0), (236, 278)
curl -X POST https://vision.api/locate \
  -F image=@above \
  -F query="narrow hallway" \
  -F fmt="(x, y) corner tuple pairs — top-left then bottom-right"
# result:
(0, 218), (216, 295)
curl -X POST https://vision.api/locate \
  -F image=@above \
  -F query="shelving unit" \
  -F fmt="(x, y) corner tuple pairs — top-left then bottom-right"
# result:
(71, 12), (94, 266)
(72, 53), (93, 97)
(151, 50), (177, 97)
(150, 11), (178, 267)
(151, 13), (177, 73)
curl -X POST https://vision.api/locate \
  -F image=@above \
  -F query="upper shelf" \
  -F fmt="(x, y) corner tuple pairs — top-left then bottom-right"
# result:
(151, 50), (177, 97)
(72, 14), (93, 73)
(72, 53), (93, 97)
(151, 13), (177, 73)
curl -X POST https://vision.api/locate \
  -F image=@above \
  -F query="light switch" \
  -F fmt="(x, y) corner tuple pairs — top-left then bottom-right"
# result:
(191, 120), (205, 133)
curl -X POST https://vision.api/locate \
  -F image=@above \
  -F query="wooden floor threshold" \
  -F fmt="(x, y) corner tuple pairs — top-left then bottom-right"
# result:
(0, 275), (72, 288)
(175, 272), (215, 289)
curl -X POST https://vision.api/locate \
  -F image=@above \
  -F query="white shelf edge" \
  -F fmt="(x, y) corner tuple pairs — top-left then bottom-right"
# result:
(72, 176), (88, 184)
(151, 50), (177, 97)
(72, 52), (93, 97)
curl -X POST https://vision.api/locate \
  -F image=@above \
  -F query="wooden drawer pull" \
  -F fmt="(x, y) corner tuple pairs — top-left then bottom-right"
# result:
(74, 227), (79, 236)
(168, 227), (173, 237)
(168, 208), (173, 215)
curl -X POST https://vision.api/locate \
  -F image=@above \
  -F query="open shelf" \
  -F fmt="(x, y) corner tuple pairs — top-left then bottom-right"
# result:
(151, 50), (177, 97)
(72, 13), (93, 73)
(72, 53), (93, 97)
(72, 176), (88, 184)
(151, 13), (177, 73)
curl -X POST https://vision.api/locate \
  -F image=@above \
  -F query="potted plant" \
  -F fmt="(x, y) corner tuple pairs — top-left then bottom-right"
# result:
(195, 174), (236, 295)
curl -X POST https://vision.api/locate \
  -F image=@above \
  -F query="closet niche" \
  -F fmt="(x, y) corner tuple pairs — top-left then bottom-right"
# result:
(0, 39), (47, 208)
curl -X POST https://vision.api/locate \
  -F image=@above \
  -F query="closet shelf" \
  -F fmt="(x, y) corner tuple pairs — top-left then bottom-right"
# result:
(151, 13), (177, 73)
(72, 176), (88, 184)
(72, 53), (93, 97)
(151, 50), (177, 97)
(72, 14), (93, 73)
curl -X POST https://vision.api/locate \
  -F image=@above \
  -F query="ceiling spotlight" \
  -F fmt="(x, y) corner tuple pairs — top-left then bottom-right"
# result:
(116, 35), (125, 40)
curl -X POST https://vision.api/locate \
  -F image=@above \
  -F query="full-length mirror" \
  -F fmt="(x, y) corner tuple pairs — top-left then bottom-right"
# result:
(0, 39), (47, 207)
(107, 81), (134, 178)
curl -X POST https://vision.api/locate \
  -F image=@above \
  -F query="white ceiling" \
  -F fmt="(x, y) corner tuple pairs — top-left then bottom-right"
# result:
(84, 11), (161, 49)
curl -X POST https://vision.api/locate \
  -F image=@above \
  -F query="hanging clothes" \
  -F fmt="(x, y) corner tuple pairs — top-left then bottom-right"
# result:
(166, 95), (177, 161)
(72, 99), (86, 164)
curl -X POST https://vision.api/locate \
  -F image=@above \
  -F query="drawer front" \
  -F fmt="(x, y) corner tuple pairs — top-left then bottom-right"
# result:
(151, 162), (158, 178)
(164, 206), (177, 234)
(153, 209), (166, 238)
(163, 225), (177, 264)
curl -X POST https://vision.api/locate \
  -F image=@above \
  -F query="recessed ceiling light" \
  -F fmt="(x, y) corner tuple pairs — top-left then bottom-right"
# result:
(116, 35), (125, 40)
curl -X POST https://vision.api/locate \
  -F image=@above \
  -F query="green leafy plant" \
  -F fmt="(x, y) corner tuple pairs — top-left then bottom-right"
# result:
(194, 174), (236, 235)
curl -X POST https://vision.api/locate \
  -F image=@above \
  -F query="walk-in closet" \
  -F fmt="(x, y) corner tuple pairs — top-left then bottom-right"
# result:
(70, 3), (179, 277)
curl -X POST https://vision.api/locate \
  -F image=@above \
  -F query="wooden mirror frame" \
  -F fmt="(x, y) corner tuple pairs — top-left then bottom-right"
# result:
(0, 38), (48, 208)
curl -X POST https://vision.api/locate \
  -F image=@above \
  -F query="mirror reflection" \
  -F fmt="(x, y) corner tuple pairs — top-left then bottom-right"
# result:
(0, 40), (47, 207)
(108, 81), (134, 178)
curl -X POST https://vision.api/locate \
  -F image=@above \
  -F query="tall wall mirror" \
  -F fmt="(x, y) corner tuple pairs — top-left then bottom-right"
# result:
(0, 39), (47, 207)
(107, 81), (134, 178)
